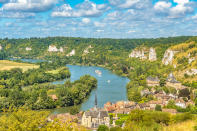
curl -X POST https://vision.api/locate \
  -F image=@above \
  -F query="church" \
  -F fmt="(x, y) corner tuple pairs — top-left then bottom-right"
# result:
(81, 94), (110, 129)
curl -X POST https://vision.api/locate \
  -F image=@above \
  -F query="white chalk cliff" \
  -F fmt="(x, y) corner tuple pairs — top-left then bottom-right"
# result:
(129, 47), (157, 61)
(0, 45), (2, 50)
(67, 49), (75, 56)
(149, 47), (157, 61)
(186, 69), (197, 76)
(26, 47), (32, 51)
(162, 49), (177, 65)
(48, 45), (64, 52)
(84, 45), (93, 54)
(129, 49), (147, 60)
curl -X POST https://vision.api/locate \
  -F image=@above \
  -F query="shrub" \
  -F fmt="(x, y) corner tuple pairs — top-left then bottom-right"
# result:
(97, 125), (109, 131)
(155, 104), (162, 111)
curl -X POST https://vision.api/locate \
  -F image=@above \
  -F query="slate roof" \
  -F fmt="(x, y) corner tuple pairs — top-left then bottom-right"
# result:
(147, 76), (160, 82)
(84, 109), (109, 118)
(166, 73), (181, 83)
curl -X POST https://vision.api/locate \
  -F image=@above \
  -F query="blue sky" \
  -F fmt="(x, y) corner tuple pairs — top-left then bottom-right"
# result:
(0, 0), (197, 38)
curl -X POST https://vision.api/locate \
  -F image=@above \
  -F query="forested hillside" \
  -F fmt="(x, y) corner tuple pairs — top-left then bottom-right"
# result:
(1, 36), (197, 106)
(0, 36), (192, 59)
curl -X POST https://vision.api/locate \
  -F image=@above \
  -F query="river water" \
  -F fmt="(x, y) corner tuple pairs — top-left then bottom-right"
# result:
(53, 65), (130, 111)
(9, 58), (130, 112)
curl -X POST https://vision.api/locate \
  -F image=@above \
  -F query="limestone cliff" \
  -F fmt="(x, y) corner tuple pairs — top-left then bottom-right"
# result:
(67, 49), (75, 56)
(129, 47), (157, 61)
(186, 69), (197, 76)
(26, 47), (32, 51)
(83, 45), (93, 54)
(48, 45), (64, 52)
(149, 47), (157, 61)
(129, 48), (147, 60)
(162, 49), (177, 65)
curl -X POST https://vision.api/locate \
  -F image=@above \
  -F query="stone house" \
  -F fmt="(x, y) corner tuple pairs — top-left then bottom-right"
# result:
(138, 103), (151, 110)
(175, 99), (186, 108)
(140, 89), (151, 96)
(148, 100), (165, 109)
(166, 73), (182, 89)
(81, 108), (110, 129)
(146, 76), (160, 87)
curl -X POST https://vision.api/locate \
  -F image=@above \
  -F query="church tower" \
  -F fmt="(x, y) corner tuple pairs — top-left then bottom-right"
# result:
(95, 93), (97, 108)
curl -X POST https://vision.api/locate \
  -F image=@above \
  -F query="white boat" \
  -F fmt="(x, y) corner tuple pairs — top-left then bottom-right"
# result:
(107, 80), (111, 83)
(95, 70), (102, 75)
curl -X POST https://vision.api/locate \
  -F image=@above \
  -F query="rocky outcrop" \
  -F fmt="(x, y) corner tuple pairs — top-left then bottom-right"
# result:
(129, 49), (147, 60)
(26, 47), (32, 51)
(149, 48), (157, 61)
(84, 45), (93, 54)
(188, 57), (195, 64)
(59, 47), (64, 52)
(162, 49), (177, 65)
(129, 47), (157, 61)
(186, 69), (197, 76)
(67, 49), (75, 56)
(48, 45), (64, 52)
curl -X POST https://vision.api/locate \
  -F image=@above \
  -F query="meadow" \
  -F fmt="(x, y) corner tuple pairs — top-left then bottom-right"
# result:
(0, 60), (39, 71)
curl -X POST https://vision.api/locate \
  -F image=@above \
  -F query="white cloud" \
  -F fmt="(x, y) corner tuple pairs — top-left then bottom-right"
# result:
(82, 18), (90, 24)
(109, 0), (150, 9)
(154, 0), (195, 18)
(2, 0), (57, 12)
(169, 0), (194, 18)
(174, 0), (189, 5)
(52, 0), (109, 17)
(0, 10), (35, 18)
(94, 21), (106, 27)
(154, 1), (171, 13)
(127, 30), (136, 33)
(96, 29), (104, 32)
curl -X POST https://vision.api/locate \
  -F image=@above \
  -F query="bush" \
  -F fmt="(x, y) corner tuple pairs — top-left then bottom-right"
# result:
(155, 104), (162, 111)
(172, 112), (193, 123)
(97, 125), (109, 131)
(110, 127), (122, 131)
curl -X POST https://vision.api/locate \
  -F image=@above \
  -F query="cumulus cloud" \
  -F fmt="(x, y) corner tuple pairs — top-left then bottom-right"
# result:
(0, 10), (35, 18)
(1, 0), (58, 12)
(154, 0), (195, 18)
(169, 0), (194, 18)
(51, 0), (109, 17)
(109, 0), (151, 9)
(82, 18), (91, 24)
(154, 1), (171, 13)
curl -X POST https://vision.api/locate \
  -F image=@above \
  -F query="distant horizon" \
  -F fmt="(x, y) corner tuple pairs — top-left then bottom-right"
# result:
(0, 0), (197, 38)
(0, 35), (195, 40)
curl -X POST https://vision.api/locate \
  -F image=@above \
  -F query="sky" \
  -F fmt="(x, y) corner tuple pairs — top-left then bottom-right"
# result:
(0, 0), (197, 38)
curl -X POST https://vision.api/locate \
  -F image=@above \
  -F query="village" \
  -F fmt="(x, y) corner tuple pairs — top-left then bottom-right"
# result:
(47, 72), (194, 130)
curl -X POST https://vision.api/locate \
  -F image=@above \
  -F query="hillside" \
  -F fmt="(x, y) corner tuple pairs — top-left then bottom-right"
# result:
(0, 36), (196, 85)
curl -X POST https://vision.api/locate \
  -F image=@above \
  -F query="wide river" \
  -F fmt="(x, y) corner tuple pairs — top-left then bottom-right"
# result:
(53, 65), (130, 111)
(9, 58), (130, 112)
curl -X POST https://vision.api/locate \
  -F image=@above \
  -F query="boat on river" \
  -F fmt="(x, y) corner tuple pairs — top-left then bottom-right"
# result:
(107, 80), (111, 83)
(95, 70), (102, 75)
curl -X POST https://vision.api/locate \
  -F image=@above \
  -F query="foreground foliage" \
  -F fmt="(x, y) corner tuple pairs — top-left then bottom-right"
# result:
(0, 108), (86, 131)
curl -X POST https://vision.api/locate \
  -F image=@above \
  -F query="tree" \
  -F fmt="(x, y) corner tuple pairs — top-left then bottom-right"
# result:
(97, 125), (109, 131)
(155, 104), (162, 111)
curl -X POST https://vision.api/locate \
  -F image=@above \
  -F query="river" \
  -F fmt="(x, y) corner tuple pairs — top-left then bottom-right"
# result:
(9, 58), (130, 112)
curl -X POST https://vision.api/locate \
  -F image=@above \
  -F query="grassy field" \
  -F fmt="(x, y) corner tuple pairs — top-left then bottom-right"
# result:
(46, 67), (64, 74)
(162, 120), (196, 131)
(0, 60), (39, 71)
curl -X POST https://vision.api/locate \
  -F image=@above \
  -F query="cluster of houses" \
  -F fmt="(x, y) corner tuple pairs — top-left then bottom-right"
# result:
(47, 73), (194, 129)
